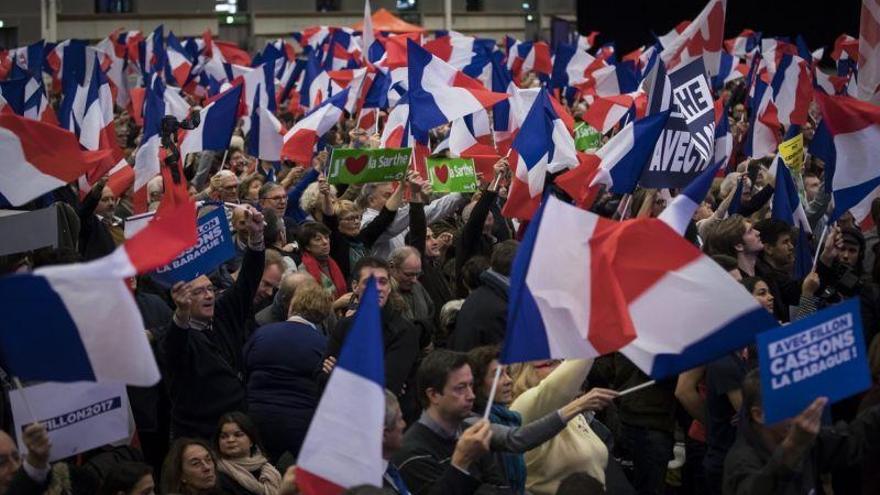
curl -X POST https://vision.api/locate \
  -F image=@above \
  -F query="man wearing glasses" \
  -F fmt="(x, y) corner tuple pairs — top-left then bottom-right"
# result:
(161, 205), (267, 440)
(258, 182), (288, 219)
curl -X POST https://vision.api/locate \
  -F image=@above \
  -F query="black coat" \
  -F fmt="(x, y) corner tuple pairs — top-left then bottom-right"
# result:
(324, 206), (396, 283)
(244, 320), (327, 460)
(77, 190), (116, 261)
(448, 270), (509, 352)
(159, 248), (265, 439)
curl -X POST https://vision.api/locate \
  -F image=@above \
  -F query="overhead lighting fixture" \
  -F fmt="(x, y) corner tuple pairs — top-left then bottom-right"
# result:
(522, 2), (530, 8)
(526, 14), (534, 22)
(226, 15), (234, 24)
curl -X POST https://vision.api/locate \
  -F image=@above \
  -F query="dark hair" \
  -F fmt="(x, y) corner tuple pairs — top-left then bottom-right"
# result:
(462, 256), (490, 292)
(262, 208), (282, 246)
(467, 345), (500, 408)
(753, 218), (792, 247)
(97, 462), (153, 495)
(416, 349), (471, 409)
(742, 368), (763, 422)
(556, 472), (605, 495)
(711, 254), (739, 273)
(160, 438), (217, 495)
(351, 256), (390, 284)
(214, 411), (265, 458)
(296, 221), (331, 251)
(490, 240), (519, 277)
(704, 215), (748, 257)
(741, 276), (767, 294)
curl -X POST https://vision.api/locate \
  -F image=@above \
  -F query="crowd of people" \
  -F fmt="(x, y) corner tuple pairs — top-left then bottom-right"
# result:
(2, 15), (880, 495)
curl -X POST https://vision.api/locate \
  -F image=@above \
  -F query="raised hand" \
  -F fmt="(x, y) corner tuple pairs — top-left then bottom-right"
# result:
(171, 281), (194, 325)
(451, 419), (492, 471)
(22, 423), (50, 469)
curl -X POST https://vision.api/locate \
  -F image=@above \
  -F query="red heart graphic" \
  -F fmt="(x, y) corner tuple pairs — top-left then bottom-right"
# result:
(435, 164), (449, 184)
(344, 155), (369, 175)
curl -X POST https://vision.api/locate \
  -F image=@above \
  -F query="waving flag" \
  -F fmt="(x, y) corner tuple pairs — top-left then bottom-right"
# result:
(133, 76), (167, 213)
(248, 93), (287, 161)
(744, 70), (781, 158)
(582, 110), (670, 194)
(281, 88), (349, 165)
(406, 40), (506, 140)
(0, 195), (196, 386)
(658, 159), (724, 236)
(166, 32), (194, 88)
(379, 100), (411, 148)
(713, 102), (733, 170)
(0, 113), (110, 206)
(770, 54), (813, 127)
(506, 38), (552, 80)
(813, 92), (880, 222)
(660, 0), (727, 76)
(502, 89), (578, 220)
(724, 29), (760, 58)
(582, 92), (644, 134)
(771, 155), (813, 278)
(501, 195), (778, 379)
(179, 84), (242, 158)
(296, 278), (385, 494)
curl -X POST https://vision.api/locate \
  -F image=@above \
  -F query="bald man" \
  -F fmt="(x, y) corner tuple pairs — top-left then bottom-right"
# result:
(160, 205), (267, 439)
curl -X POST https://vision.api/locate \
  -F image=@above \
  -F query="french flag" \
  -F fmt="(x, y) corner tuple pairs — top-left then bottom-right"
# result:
(711, 51), (748, 90)
(501, 194), (778, 378)
(165, 32), (194, 88)
(296, 278), (385, 494)
(724, 29), (760, 58)
(583, 110), (670, 194)
(0, 194), (196, 386)
(771, 154), (813, 278)
(713, 102), (733, 170)
(769, 54), (812, 128)
(550, 42), (597, 89)
(449, 110), (500, 178)
(812, 92), (880, 222)
(179, 84), (242, 158)
(660, 0), (727, 76)
(248, 94), (287, 162)
(582, 91), (646, 134)
(502, 89), (578, 220)
(281, 87), (349, 165)
(0, 112), (110, 206)
(744, 70), (781, 158)
(133, 76), (168, 213)
(406, 39), (507, 140)
(658, 155), (724, 236)
(857, 0), (880, 104)
(506, 38), (552, 80)
(379, 100), (411, 148)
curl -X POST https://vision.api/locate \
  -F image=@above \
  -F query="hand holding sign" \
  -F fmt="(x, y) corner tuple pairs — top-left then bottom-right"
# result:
(23, 423), (51, 469)
(780, 396), (827, 468)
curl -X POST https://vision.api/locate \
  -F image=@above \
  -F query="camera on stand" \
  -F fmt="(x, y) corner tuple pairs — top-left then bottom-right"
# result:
(160, 113), (201, 183)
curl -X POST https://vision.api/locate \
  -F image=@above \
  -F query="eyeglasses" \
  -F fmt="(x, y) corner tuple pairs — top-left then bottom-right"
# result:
(0, 451), (21, 467)
(191, 285), (217, 297)
(263, 195), (287, 202)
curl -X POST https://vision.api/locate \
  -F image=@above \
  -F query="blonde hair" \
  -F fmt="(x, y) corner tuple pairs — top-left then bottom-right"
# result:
(300, 181), (337, 213)
(210, 170), (237, 191)
(508, 362), (542, 401)
(333, 199), (362, 219)
(289, 281), (332, 323)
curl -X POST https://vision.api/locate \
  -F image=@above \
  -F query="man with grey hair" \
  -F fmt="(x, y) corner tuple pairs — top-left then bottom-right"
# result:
(255, 271), (314, 327)
(358, 183), (466, 260)
(147, 175), (164, 212)
(259, 182), (288, 219)
(389, 245), (435, 323)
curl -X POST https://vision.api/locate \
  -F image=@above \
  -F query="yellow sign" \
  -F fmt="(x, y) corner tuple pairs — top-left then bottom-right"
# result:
(778, 133), (804, 173)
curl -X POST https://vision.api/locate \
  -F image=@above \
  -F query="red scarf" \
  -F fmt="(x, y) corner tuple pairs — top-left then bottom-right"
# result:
(301, 251), (347, 298)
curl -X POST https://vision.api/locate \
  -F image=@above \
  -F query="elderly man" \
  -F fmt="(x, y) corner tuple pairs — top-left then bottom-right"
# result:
(0, 423), (50, 495)
(203, 170), (239, 204)
(389, 246), (435, 323)
(258, 182), (288, 219)
(161, 204), (266, 439)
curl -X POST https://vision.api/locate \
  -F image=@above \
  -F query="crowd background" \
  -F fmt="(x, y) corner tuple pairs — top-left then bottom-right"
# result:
(1, 1), (880, 494)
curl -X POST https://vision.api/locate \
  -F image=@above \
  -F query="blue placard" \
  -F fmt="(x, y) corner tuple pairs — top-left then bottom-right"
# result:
(150, 206), (235, 287)
(756, 298), (871, 424)
(641, 57), (716, 189)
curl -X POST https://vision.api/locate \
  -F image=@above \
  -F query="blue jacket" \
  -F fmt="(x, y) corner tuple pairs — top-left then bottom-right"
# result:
(244, 319), (327, 459)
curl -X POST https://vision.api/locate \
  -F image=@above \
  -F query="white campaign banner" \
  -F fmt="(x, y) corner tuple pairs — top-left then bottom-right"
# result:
(10, 381), (130, 462)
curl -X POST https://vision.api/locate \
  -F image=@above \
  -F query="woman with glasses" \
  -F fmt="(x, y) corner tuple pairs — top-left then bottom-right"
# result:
(212, 413), (281, 495)
(160, 438), (227, 494)
(320, 176), (408, 283)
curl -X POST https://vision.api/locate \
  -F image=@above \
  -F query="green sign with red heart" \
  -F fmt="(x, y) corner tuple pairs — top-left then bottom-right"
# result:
(574, 122), (602, 151)
(327, 148), (412, 184)
(427, 157), (478, 193)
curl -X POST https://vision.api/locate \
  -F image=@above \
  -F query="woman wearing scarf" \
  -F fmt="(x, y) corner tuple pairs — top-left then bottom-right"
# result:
(467, 346), (620, 494)
(213, 413), (282, 495)
(296, 221), (347, 298)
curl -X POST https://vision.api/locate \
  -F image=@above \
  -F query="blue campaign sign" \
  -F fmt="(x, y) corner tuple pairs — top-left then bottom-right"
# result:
(641, 57), (716, 189)
(757, 298), (871, 424)
(151, 206), (235, 287)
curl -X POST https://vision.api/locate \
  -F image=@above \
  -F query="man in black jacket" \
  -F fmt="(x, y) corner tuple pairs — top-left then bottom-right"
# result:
(392, 350), (505, 495)
(752, 218), (803, 322)
(723, 370), (880, 495)
(161, 205), (266, 440)
(321, 257), (424, 423)
(1, 423), (50, 495)
(449, 240), (518, 352)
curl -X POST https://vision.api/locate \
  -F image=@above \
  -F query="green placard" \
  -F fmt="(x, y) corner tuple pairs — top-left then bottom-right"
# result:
(574, 122), (602, 151)
(427, 157), (478, 193)
(327, 148), (412, 184)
